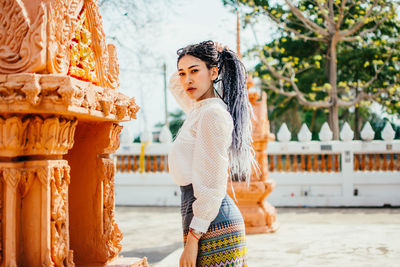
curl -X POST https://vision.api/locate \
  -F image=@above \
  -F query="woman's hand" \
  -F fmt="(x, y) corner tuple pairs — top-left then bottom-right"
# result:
(179, 232), (199, 267)
(215, 42), (229, 53)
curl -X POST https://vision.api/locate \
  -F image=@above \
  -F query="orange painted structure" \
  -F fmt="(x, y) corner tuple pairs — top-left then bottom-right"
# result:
(233, 13), (278, 233)
(227, 90), (279, 234)
(0, 0), (147, 266)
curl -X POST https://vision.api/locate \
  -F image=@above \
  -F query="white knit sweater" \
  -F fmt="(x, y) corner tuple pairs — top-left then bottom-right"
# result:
(167, 72), (234, 233)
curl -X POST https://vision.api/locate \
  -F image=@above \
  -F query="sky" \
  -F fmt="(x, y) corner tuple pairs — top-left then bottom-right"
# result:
(101, 0), (273, 140)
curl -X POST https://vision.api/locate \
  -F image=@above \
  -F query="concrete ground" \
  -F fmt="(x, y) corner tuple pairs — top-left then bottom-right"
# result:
(115, 206), (400, 267)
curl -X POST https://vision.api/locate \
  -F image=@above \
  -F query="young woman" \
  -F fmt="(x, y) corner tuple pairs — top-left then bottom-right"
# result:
(168, 40), (260, 267)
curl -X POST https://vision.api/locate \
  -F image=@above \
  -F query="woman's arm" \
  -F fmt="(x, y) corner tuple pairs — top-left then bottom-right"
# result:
(168, 71), (194, 115)
(189, 106), (234, 233)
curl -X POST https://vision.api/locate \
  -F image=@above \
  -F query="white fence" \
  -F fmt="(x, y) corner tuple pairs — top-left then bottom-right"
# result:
(114, 122), (400, 207)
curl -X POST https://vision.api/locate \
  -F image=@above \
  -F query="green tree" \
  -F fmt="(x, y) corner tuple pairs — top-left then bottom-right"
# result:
(154, 109), (186, 140)
(224, 0), (400, 140)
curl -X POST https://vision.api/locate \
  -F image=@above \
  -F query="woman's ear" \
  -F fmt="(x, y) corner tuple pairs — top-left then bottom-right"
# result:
(210, 66), (219, 81)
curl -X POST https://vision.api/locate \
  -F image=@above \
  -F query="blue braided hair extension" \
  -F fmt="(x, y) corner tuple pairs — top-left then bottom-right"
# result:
(177, 40), (261, 201)
(217, 47), (261, 191)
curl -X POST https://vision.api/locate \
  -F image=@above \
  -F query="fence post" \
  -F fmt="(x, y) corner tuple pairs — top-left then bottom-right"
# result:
(341, 144), (355, 201)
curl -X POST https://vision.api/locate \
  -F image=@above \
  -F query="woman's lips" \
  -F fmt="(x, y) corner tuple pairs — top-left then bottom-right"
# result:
(187, 87), (196, 92)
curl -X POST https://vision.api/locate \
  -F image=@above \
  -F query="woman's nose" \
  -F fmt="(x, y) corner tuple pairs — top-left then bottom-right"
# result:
(185, 75), (193, 85)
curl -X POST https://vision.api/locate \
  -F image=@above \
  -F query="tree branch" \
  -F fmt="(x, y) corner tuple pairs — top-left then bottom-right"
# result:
(266, 13), (326, 42)
(284, 0), (329, 36)
(342, 11), (391, 41)
(337, 90), (384, 106)
(313, 0), (335, 30)
(259, 54), (331, 108)
(336, 0), (348, 30)
(360, 53), (393, 90)
(341, 0), (382, 37)
(260, 83), (297, 98)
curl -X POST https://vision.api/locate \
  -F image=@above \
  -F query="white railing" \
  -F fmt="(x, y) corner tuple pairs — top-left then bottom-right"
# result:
(114, 122), (400, 207)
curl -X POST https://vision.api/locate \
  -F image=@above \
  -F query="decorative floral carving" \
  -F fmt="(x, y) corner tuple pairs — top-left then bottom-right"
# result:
(0, 116), (30, 151)
(0, 115), (77, 157)
(106, 44), (120, 90)
(19, 170), (35, 198)
(227, 90), (278, 234)
(100, 158), (122, 260)
(102, 123), (123, 155)
(1, 0), (119, 91)
(1, 168), (21, 191)
(50, 164), (71, 266)
(84, 0), (111, 89)
(0, 161), (74, 266)
(47, 0), (84, 74)
(0, 1), (47, 74)
(36, 166), (52, 187)
(20, 74), (41, 105)
(0, 74), (139, 121)
(68, 9), (98, 83)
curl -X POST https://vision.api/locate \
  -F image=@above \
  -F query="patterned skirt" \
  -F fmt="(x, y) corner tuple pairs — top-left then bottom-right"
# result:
(180, 183), (248, 267)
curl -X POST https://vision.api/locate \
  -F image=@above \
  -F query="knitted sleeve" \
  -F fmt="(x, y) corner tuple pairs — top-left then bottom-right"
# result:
(168, 71), (194, 115)
(189, 105), (234, 233)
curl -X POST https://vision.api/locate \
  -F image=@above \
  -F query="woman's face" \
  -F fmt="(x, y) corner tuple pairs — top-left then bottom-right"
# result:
(177, 55), (218, 101)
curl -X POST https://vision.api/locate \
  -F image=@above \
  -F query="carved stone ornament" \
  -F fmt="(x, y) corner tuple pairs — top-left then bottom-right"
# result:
(47, 0), (84, 75)
(381, 122), (395, 141)
(277, 123), (292, 142)
(361, 122), (375, 141)
(0, 0), (145, 265)
(0, 1), (47, 74)
(0, 0), (121, 91)
(227, 90), (278, 234)
(0, 115), (77, 157)
(298, 123), (312, 142)
(319, 122), (333, 142)
(50, 163), (72, 266)
(340, 122), (354, 141)
(100, 158), (123, 259)
(0, 74), (139, 121)
(103, 123), (124, 154)
(0, 160), (74, 266)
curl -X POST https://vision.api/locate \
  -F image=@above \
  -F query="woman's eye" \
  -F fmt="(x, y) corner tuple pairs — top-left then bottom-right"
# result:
(178, 72), (185, 76)
(191, 69), (198, 73)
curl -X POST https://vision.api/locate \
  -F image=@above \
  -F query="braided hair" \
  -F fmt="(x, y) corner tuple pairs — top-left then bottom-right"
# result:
(176, 40), (260, 200)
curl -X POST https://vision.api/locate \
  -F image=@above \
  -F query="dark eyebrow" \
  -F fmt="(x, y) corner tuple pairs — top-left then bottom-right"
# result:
(178, 65), (199, 71)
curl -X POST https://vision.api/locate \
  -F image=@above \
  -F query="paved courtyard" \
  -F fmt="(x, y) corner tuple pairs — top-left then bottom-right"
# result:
(115, 206), (400, 266)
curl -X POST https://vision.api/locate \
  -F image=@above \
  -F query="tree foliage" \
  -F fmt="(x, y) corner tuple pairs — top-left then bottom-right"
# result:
(223, 0), (400, 139)
(154, 109), (186, 141)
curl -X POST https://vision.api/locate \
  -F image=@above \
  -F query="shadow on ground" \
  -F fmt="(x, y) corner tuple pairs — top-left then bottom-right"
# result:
(120, 241), (183, 265)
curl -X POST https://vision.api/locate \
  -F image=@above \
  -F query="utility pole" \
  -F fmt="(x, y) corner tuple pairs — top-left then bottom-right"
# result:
(163, 62), (169, 128)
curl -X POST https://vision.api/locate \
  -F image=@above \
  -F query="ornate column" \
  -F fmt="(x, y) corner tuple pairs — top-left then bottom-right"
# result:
(0, 115), (77, 266)
(227, 90), (279, 234)
(0, 0), (146, 266)
(64, 122), (125, 264)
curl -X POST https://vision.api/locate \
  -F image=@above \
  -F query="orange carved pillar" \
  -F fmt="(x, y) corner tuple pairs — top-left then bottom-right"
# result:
(64, 122), (124, 264)
(227, 90), (278, 234)
(0, 0), (146, 266)
(0, 116), (77, 266)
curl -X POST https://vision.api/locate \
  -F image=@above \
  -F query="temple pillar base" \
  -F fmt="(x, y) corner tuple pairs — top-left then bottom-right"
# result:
(227, 180), (279, 234)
